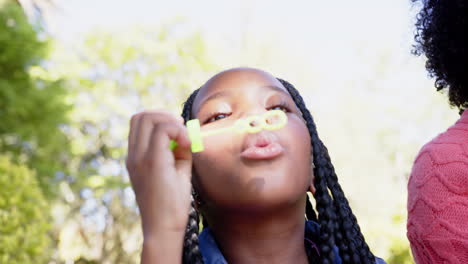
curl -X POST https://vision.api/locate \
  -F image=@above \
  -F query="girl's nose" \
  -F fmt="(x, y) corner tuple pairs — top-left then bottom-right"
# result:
(234, 110), (288, 134)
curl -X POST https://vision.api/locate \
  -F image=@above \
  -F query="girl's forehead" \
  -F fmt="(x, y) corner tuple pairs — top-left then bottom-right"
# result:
(194, 68), (288, 104)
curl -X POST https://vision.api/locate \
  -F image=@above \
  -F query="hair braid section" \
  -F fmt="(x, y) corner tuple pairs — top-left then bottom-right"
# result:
(278, 78), (376, 264)
(181, 89), (204, 264)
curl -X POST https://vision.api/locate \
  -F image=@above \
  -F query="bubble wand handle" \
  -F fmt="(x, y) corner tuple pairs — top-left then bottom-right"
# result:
(169, 109), (287, 153)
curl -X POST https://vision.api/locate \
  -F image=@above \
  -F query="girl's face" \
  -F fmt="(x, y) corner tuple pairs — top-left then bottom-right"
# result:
(191, 68), (313, 212)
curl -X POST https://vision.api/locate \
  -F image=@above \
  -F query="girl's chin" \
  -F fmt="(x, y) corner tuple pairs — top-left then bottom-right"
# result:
(217, 198), (305, 215)
(211, 187), (307, 212)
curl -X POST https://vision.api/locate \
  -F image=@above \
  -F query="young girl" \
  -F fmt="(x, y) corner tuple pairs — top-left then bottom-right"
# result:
(126, 68), (386, 264)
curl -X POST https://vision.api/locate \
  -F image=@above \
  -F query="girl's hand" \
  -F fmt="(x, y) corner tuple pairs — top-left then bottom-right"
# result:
(126, 110), (193, 238)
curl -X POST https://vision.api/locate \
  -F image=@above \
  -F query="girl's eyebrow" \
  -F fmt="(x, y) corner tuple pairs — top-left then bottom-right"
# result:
(202, 85), (289, 105)
(199, 90), (231, 107)
(195, 90), (231, 116)
(196, 85), (290, 115)
(262, 85), (290, 97)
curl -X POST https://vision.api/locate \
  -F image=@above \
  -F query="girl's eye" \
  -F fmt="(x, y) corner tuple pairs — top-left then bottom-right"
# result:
(206, 113), (230, 124)
(268, 104), (290, 113)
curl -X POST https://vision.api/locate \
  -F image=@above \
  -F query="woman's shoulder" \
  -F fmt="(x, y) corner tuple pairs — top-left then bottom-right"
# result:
(417, 111), (468, 154)
(411, 119), (468, 177)
(409, 127), (468, 191)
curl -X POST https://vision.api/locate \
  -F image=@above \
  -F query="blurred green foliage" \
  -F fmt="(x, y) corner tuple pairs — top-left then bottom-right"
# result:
(387, 238), (414, 264)
(0, 1), (70, 262)
(0, 0), (71, 197)
(0, 155), (51, 263)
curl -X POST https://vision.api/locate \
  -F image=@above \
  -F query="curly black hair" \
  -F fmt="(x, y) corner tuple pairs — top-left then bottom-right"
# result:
(412, 0), (467, 112)
(180, 79), (377, 264)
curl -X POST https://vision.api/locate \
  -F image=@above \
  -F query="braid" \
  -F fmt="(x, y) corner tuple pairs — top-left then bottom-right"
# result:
(181, 89), (204, 264)
(182, 89), (200, 122)
(308, 121), (338, 263)
(326, 163), (375, 263)
(278, 78), (376, 264)
(182, 201), (204, 264)
(305, 196), (317, 222)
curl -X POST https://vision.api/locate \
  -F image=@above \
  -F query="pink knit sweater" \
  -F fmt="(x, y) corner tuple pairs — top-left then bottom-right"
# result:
(407, 110), (468, 263)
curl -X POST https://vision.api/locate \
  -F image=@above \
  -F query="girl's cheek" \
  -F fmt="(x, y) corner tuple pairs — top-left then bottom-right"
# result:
(289, 115), (310, 139)
(194, 133), (236, 173)
(287, 118), (312, 157)
(202, 134), (237, 154)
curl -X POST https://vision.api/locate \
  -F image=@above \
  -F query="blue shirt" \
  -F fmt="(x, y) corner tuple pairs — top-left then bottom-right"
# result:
(198, 220), (386, 264)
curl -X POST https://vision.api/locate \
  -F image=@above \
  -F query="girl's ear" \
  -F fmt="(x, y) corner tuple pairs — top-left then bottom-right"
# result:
(309, 162), (316, 194)
(309, 181), (316, 195)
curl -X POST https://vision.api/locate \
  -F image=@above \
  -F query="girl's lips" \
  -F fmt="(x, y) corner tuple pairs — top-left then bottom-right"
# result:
(240, 142), (284, 160)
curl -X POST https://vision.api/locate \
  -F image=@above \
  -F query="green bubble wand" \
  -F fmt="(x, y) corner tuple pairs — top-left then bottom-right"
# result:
(169, 109), (288, 153)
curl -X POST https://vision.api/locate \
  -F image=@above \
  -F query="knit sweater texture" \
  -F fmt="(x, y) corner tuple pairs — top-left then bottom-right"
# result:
(407, 110), (468, 263)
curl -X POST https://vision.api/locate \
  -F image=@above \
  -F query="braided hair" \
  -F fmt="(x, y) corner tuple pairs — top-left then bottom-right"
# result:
(180, 79), (376, 264)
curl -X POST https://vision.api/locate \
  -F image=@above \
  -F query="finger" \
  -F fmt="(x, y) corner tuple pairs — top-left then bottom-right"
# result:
(128, 113), (142, 158)
(134, 111), (186, 161)
(148, 108), (185, 124)
(148, 122), (192, 167)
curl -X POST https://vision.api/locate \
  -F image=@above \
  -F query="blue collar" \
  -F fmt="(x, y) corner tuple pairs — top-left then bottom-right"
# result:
(198, 220), (342, 264)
